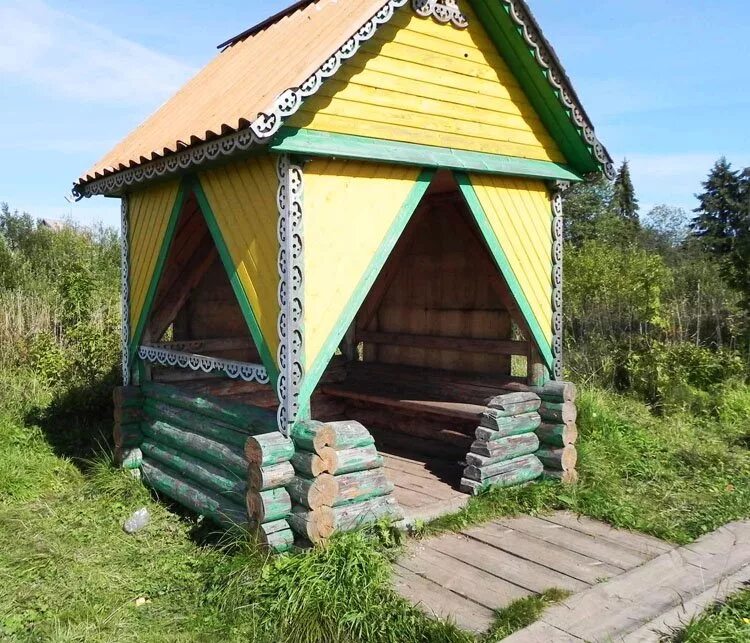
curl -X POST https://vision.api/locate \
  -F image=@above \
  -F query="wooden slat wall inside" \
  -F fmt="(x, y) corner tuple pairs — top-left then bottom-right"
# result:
(357, 187), (523, 375)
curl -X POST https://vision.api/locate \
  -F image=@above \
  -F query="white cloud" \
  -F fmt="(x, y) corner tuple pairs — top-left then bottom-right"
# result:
(0, 0), (194, 105)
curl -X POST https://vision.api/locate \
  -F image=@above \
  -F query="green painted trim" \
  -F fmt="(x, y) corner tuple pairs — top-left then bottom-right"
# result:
(271, 128), (583, 182)
(128, 182), (188, 364)
(454, 172), (554, 371)
(472, 0), (600, 175)
(298, 168), (437, 407)
(190, 177), (280, 385)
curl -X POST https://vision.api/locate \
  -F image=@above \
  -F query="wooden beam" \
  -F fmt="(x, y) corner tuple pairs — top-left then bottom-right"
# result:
(149, 240), (219, 341)
(356, 330), (528, 356)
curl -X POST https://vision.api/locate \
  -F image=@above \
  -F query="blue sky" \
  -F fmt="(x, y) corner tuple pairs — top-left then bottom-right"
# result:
(0, 0), (748, 229)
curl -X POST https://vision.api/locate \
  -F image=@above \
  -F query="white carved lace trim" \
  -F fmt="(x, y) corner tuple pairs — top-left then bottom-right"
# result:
(137, 346), (270, 384)
(411, 0), (468, 28)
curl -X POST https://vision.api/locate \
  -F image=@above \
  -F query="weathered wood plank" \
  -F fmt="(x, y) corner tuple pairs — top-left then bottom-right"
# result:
(464, 522), (625, 584)
(426, 533), (588, 593)
(392, 565), (495, 633)
(497, 516), (648, 570)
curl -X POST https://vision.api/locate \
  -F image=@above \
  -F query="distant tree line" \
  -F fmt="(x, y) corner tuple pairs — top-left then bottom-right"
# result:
(561, 158), (749, 409)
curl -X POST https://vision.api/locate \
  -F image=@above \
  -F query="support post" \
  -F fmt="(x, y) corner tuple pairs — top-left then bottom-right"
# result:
(120, 195), (131, 385)
(527, 344), (549, 387)
(276, 155), (305, 436)
(550, 181), (567, 381)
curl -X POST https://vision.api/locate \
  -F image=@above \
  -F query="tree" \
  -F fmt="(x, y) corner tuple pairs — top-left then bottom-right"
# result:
(612, 160), (640, 227)
(561, 175), (613, 246)
(691, 158), (750, 305)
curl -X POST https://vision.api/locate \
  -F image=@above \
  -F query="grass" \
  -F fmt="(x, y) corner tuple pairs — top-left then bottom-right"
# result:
(425, 386), (750, 545)
(483, 589), (571, 641)
(1, 367), (749, 641)
(669, 588), (750, 642)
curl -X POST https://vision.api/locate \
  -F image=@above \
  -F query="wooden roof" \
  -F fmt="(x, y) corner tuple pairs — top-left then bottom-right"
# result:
(75, 0), (613, 197)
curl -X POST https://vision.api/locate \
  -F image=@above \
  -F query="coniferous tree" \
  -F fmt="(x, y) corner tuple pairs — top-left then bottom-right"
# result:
(612, 160), (640, 227)
(692, 158), (750, 305)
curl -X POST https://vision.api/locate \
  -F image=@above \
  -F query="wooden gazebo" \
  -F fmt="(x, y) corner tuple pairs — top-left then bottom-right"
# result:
(77, 0), (611, 552)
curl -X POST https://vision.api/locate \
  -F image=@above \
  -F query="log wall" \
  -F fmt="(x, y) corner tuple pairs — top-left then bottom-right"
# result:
(357, 195), (520, 375)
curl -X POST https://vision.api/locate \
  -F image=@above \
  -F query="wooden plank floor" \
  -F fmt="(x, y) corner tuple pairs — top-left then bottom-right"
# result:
(381, 451), (469, 525)
(394, 512), (674, 633)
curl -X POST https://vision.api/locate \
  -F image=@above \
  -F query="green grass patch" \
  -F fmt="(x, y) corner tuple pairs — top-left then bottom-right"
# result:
(426, 387), (750, 545)
(670, 587), (750, 642)
(483, 588), (571, 641)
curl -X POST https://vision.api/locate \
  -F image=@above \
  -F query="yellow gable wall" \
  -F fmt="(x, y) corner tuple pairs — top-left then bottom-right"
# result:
(128, 180), (181, 335)
(198, 156), (280, 361)
(287, 4), (564, 164)
(467, 174), (553, 349)
(303, 159), (425, 384)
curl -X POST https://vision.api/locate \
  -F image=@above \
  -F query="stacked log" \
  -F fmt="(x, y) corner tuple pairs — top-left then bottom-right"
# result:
(531, 381), (579, 484)
(137, 382), (294, 552)
(287, 420), (403, 544)
(460, 392), (544, 495)
(113, 386), (144, 472)
(244, 433), (295, 553)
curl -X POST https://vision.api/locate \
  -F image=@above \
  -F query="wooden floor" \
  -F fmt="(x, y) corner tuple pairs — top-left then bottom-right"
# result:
(381, 450), (469, 525)
(393, 512), (674, 633)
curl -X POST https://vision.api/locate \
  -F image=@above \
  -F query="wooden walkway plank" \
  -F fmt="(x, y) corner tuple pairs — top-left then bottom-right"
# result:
(392, 485), (443, 508)
(539, 511), (674, 557)
(385, 468), (459, 500)
(399, 545), (531, 609)
(498, 515), (648, 570)
(392, 565), (495, 633)
(426, 533), (588, 594)
(463, 522), (624, 584)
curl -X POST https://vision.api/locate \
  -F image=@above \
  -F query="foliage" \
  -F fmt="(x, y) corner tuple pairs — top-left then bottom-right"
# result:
(670, 589), (750, 642)
(483, 589), (571, 641)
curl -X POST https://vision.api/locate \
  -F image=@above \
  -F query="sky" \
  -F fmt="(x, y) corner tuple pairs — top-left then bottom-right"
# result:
(0, 0), (748, 229)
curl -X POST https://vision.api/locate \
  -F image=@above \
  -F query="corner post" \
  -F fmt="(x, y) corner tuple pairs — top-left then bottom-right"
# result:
(120, 195), (131, 386)
(276, 155), (305, 436)
(550, 180), (567, 381)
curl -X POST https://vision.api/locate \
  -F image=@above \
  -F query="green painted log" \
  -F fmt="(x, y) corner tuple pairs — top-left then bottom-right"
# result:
(287, 474), (337, 510)
(332, 469), (394, 507)
(141, 419), (248, 478)
(478, 411), (541, 438)
(143, 400), (249, 448)
(246, 487), (292, 523)
(466, 433), (540, 467)
(244, 433), (295, 467)
(141, 459), (248, 527)
(287, 504), (334, 543)
(141, 381), (277, 434)
(290, 420), (335, 453)
(463, 453), (544, 483)
(530, 381), (577, 403)
(330, 496), (404, 533)
(325, 445), (382, 476)
(261, 528), (295, 553)
(460, 455), (543, 495)
(535, 422), (578, 447)
(257, 518), (289, 535)
(487, 392), (541, 417)
(249, 461), (295, 492)
(114, 422), (142, 449)
(538, 401), (577, 425)
(291, 450), (330, 477)
(113, 386), (142, 409)
(141, 440), (246, 505)
(116, 447), (143, 470)
(536, 445), (577, 471)
(327, 421), (375, 451)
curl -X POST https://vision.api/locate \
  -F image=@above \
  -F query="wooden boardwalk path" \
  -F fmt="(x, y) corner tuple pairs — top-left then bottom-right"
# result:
(394, 511), (672, 633)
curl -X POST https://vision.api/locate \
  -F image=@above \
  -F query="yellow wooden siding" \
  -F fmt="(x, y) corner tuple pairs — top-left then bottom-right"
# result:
(287, 5), (564, 163)
(128, 181), (181, 335)
(467, 174), (553, 345)
(303, 159), (422, 370)
(198, 156), (280, 359)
